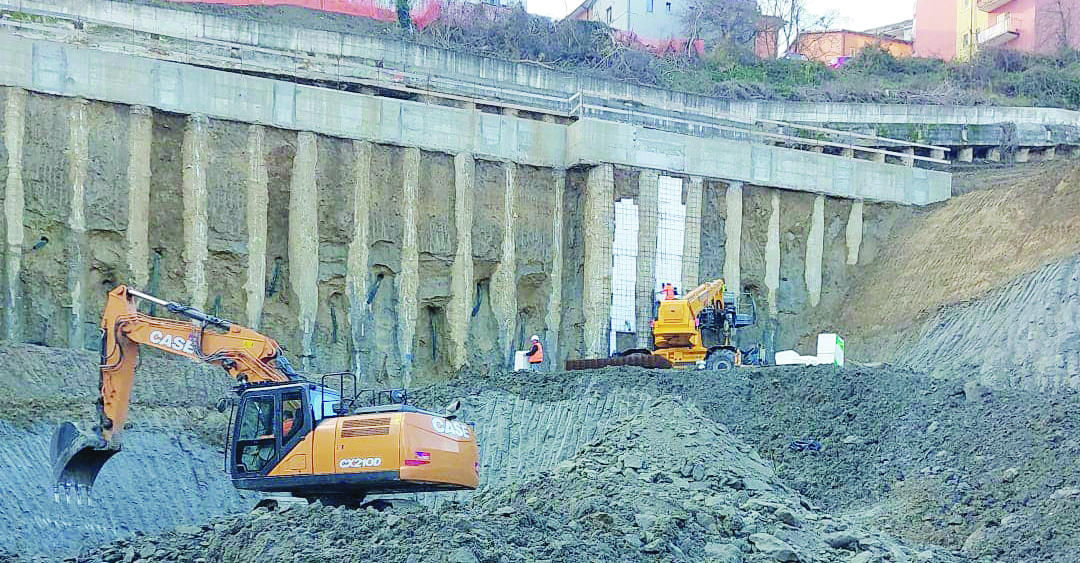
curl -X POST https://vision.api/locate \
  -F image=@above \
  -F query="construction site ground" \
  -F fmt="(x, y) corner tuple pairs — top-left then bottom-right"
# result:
(2, 159), (1079, 563)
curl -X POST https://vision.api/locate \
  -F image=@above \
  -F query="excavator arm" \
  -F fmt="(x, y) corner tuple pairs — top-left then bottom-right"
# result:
(52, 285), (299, 497)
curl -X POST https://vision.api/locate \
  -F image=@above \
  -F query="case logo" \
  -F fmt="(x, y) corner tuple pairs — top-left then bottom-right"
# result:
(148, 330), (196, 355)
(431, 417), (470, 439)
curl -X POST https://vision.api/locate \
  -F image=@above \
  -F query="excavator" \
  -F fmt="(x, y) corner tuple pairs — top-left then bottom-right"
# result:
(566, 278), (760, 371)
(52, 285), (478, 506)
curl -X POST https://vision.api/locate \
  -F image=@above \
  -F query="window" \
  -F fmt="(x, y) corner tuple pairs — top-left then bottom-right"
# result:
(236, 395), (276, 473)
(646, 0), (653, 12)
(666, 2), (672, 12)
(238, 395), (274, 440)
(281, 391), (303, 443)
(606, 6), (612, 22)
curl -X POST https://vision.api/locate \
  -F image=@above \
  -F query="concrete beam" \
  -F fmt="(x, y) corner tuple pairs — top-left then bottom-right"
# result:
(1016, 148), (1030, 163)
(398, 147), (421, 384)
(846, 199), (863, 266)
(724, 182), (743, 292)
(765, 191), (780, 317)
(447, 152), (475, 370)
(490, 162), (518, 368)
(1043, 146), (1056, 161)
(583, 164), (614, 358)
(126, 105), (152, 289)
(901, 147), (915, 167)
(245, 125), (268, 329)
(931, 148), (946, 160)
(871, 152), (886, 164)
(957, 147), (974, 163)
(0, 35), (951, 206)
(289, 131), (319, 371)
(544, 168), (565, 368)
(66, 98), (89, 348)
(805, 194), (825, 308)
(988, 148), (1002, 162)
(346, 140), (372, 375)
(182, 114), (209, 310)
(841, 148), (854, 159)
(3, 87), (26, 341)
(681, 176), (703, 291)
(635, 170), (658, 349)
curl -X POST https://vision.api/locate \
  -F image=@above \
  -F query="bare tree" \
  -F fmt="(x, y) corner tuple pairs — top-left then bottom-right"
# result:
(1040, 0), (1079, 54)
(758, 0), (837, 55)
(682, 0), (760, 51)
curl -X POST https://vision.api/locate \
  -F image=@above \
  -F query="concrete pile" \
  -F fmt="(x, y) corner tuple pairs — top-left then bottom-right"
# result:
(62, 397), (957, 563)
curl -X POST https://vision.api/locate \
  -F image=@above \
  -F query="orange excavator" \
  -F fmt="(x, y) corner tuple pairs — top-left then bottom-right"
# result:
(52, 285), (478, 505)
(566, 278), (760, 371)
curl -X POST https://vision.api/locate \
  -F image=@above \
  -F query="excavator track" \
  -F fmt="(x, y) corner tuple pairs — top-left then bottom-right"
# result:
(565, 353), (673, 371)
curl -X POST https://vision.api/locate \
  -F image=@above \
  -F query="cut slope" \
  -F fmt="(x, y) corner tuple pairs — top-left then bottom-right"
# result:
(842, 160), (1080, 361)
(894, 255), (1080, 388)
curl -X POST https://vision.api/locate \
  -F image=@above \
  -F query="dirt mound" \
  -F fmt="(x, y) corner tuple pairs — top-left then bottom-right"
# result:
(69, 397), (957, 563)
(842, 159), (1080, 361)
(415, 365), (1080, 562)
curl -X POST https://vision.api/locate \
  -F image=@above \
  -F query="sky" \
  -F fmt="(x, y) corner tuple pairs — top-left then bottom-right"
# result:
(526, 0), (916, 33)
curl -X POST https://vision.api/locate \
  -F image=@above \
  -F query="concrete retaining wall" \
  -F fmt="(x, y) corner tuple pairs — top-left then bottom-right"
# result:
(4, 0), (1078, 135)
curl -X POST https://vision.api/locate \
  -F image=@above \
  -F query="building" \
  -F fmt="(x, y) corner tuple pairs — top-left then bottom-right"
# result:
(978, 0), (1080, 54)
(913, 0), (958, 58)
(567, 0), (684, 40)
(790, 30), (913, 65)
(914, 0), (1080, 59)
(957, 0), (990, 59)
(567, 0), (781, 57)
(863, 19), (915, 41)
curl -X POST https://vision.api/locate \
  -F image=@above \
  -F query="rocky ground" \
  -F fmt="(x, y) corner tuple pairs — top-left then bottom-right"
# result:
(36, 397), (962, 563)
(4, 351), (1077, 562)
(414, 365), (1080, 563)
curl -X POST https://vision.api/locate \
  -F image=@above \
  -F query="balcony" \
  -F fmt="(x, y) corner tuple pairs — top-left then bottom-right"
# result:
(978, 0), (1013, 11)
(978, 15), (1021, 47)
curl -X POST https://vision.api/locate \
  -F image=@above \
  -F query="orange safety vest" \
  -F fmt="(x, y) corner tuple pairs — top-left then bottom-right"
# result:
(527, 341), (543, 363)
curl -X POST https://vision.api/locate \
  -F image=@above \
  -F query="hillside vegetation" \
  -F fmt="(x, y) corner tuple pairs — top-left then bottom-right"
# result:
(125, 1), (1080, 109)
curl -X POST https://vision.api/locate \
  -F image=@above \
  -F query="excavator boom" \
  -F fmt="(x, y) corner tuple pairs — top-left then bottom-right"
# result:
(53, 285), (298, 497)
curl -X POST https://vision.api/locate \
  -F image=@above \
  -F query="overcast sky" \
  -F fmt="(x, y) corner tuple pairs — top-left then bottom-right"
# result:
(527, 0), (916, 32)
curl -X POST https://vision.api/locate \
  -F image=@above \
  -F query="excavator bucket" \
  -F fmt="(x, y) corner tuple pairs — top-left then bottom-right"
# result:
(565, 353), (673, 371)
(51, 421), (119, 500)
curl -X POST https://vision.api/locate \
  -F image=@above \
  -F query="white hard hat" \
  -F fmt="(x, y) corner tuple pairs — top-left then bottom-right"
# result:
(531, 335), (540, 341)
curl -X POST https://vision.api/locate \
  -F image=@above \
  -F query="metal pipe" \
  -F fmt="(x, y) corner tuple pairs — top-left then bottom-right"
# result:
(126, 287), (169, 307)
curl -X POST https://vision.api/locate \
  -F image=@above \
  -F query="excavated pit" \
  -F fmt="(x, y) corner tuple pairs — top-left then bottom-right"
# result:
(5, 344), (1079, 562)
(3, 80), (1080, 563)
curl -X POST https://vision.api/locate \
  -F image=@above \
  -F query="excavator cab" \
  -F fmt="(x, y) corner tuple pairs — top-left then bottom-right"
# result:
(231, 385), (311, 477)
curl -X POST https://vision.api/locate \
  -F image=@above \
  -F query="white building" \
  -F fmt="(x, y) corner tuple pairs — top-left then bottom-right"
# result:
(567, 0), (685, 40)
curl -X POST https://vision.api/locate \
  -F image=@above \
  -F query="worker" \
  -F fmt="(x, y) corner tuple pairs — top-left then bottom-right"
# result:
(661, 283), (675, 300)
(526, 335), (543, 371)
(282, 409), (295, 436)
